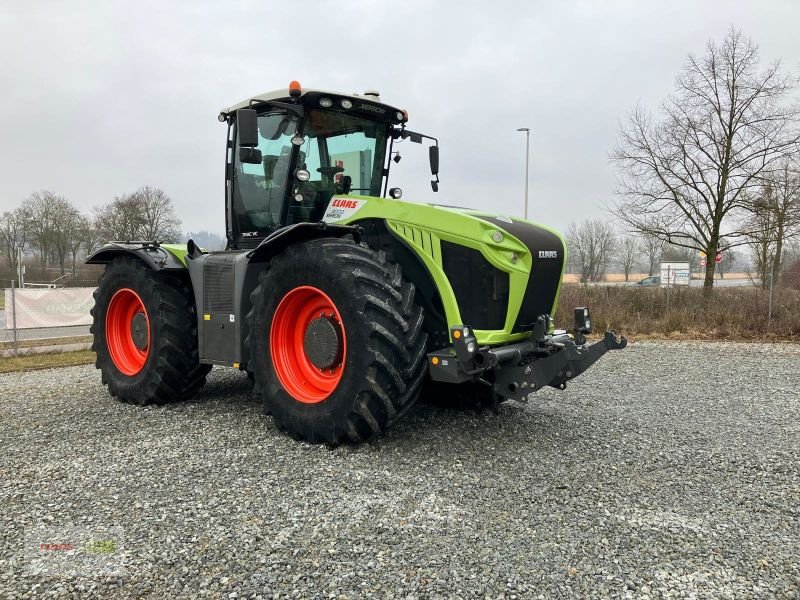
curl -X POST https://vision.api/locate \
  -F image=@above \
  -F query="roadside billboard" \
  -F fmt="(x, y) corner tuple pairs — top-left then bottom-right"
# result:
(660, 262), (690, 287)
(3, 287), (95, 329)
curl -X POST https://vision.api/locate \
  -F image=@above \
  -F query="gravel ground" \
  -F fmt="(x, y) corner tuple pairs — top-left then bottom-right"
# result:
(0, 340), (798, 599)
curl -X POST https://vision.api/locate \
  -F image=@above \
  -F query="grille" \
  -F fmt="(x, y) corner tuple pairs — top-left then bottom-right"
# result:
(440, 242), (509, 330)
(203, 255), (236, 314)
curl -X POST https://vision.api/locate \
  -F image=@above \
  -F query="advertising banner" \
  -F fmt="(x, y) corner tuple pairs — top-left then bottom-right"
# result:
(4, 287), (95, 329)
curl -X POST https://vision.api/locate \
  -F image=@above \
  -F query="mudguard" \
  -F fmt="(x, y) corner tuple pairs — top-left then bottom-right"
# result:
(86, 242), (189, 271)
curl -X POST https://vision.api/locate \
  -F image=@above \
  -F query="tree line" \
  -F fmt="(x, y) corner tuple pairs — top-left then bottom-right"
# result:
(0, 186), (186, 278)
(564, 219), (768, 284)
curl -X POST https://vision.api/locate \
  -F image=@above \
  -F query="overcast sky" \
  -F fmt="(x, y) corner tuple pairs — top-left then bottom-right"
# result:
(1, 0), (799, 237)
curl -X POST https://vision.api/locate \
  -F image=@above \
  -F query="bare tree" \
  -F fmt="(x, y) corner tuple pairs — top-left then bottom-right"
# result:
(134, 186), (181, 241)
(26, 190), (71, 271)
(756, 160), (800, 284)
(612, 28), (800, 289)
(617, 236), (641, 282)
(0, 208), (30, 272)
(95, 186), (181, 242)
(743, 164), (800, 287)
(94, 195), (145, 241)
(746, 195), (775, 288)
(80, 218), (104, 257)
(566, 220), (617, 282)
(640, 230), (665, 275)
(51, 201), (83, 276)
(65, 214), (91, 276)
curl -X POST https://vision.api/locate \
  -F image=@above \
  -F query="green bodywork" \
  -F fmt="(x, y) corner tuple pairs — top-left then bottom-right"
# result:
(156, 197), (567, 346)
(161, 244), (190, 267)
(323, 195), (567, 346)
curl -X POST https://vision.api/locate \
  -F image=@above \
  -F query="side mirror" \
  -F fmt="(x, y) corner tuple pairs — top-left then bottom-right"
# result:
(429, 145), (439, 176)
(431, 180), (439, 192)
(236, 109), (259, 147)
(239, 147), (262, 165)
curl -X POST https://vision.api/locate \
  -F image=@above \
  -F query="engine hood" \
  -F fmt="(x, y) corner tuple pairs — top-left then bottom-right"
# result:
(322, 194), (567, 341)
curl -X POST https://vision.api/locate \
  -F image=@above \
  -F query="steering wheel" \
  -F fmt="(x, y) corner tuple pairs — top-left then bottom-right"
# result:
(317, 166), (345, 177)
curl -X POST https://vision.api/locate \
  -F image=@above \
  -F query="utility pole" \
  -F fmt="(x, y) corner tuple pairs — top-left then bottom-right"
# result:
(516, 127), (530, 219)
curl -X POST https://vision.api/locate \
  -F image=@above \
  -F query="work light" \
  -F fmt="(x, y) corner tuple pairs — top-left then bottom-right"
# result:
(574, 307), (592, 334)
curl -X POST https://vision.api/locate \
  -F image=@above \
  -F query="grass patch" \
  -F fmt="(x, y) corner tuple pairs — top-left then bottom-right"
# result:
(0, 350), (95, 373)
(555, 285), (800, 340)
(0, 335), (92, 351)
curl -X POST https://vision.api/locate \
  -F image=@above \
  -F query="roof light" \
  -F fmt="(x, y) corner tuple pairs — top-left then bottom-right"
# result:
(319, 97), (333, 108)
(395, 111), (404, 122)
(340, 99), (353, 109)
(289, 81), (302, 97)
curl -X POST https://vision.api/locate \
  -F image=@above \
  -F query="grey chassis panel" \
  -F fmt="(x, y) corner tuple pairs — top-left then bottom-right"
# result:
(188, 223), (362, 367)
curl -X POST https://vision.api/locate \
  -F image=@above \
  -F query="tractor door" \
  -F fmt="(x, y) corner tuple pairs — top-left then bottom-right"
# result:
(231, 110), (299, 245)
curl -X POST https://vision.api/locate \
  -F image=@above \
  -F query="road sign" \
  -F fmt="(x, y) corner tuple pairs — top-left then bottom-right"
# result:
(700, 257), (707, 267)
(660, 262), (690, 287)
(715, 252), (723, 263)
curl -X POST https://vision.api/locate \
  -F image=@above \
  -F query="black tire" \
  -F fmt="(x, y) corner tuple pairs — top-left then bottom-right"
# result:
(247, 238), (428, 444)
(90, 257), (209, 405)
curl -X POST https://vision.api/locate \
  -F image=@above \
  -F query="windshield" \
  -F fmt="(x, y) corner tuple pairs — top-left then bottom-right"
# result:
(286, 110), (389, 224)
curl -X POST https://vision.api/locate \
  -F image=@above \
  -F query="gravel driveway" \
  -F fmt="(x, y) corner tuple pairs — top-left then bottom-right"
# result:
(1, 341), (798, 598)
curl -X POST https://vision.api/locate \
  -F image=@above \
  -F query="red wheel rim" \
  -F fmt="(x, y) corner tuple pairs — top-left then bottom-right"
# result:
(270, 286), (346, 404)
(105, 288), (150, 376)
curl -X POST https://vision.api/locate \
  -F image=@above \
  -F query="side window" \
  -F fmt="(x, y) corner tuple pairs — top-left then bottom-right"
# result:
(233, 111), (297, 237)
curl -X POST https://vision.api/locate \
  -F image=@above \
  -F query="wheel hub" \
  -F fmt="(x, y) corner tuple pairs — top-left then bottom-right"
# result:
(130, 312), (149, 350)
(303, 315), (343, 370)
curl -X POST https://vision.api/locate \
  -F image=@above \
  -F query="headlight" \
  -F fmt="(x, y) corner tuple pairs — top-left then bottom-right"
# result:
(340, 99), (353, 109)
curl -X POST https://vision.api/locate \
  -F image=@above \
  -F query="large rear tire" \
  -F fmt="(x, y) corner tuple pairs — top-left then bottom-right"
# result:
(247, 238), (428, 444)
(91, 257), (210, 405)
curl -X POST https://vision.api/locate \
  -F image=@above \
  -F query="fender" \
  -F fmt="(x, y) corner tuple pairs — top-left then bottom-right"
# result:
(246, 222), (362, 263)
(86, 242), (189, 271)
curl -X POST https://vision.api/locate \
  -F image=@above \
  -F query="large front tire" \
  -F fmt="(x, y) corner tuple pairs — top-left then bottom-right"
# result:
(91, 257), (209, 405)
(247, 238), (428, 444)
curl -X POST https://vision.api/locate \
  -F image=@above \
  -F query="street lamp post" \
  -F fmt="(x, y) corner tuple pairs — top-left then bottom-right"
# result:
(517, 127), (530, 219)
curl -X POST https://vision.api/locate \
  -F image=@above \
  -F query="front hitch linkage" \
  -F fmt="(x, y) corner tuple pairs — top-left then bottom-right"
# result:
(428, 315), (627, 402)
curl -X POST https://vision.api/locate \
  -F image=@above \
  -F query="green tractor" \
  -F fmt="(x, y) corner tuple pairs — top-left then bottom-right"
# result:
(87, 81), (626, 443)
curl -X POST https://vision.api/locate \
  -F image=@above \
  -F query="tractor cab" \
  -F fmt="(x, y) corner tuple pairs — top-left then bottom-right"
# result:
(219, 82), (439, 249)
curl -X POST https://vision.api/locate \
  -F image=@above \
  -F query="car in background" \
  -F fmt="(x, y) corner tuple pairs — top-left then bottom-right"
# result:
(636, 276), (661, 287)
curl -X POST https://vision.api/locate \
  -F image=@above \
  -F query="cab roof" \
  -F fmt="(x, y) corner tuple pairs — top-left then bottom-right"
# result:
(221, 86), (402, 117)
